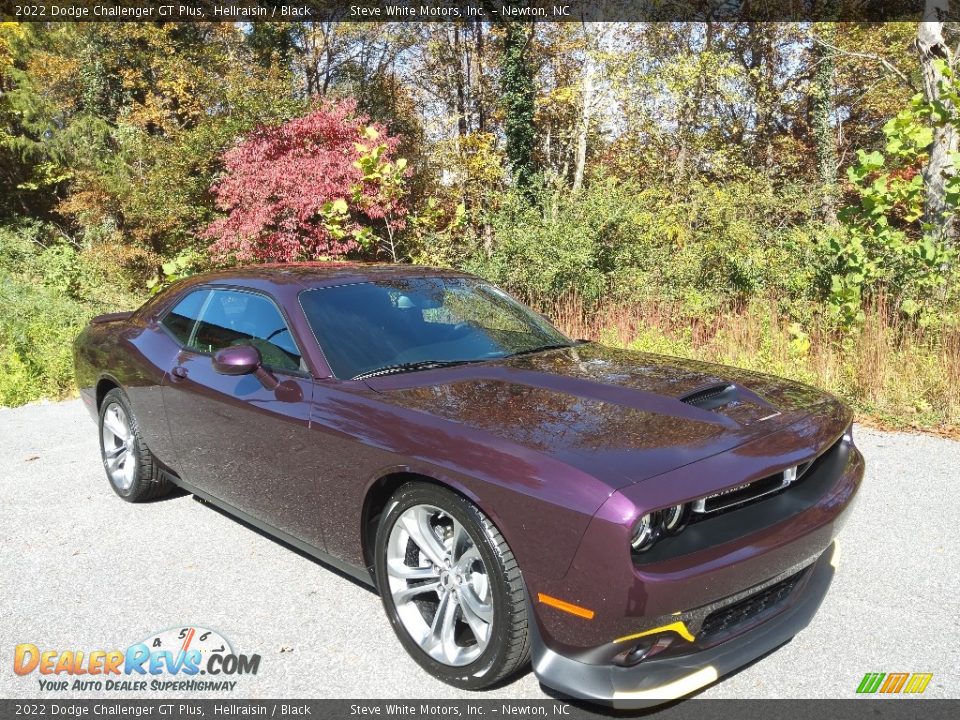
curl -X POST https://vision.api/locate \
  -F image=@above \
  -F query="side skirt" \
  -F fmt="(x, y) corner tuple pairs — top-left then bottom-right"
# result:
(160, 469), (376, 589)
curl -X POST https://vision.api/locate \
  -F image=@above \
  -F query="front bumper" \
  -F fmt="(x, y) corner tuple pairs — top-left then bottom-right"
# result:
(532, 541), (839, 708)
(527, 409), (863, 707)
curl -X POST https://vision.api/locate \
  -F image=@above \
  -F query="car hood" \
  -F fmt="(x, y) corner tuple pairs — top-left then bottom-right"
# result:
(363, 343), (843, 488)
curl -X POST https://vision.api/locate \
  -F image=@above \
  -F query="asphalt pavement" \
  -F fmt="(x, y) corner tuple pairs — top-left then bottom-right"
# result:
(1, 399), (957, 701)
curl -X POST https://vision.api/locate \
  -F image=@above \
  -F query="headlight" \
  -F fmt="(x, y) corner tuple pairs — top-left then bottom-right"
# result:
(630, 513), (658, 552)
(661, 504), (688, 534)
(632, 503), (691, 552)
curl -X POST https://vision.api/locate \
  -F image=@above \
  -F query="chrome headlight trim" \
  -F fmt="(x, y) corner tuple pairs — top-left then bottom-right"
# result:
(662, 504), (688, 534)
(630, 513), (658, 552)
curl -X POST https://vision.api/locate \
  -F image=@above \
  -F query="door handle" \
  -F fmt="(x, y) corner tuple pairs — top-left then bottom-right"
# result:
(171, 366), (188, 381)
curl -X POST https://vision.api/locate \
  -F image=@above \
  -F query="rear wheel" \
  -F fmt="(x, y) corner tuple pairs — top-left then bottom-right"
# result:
(98, 388), (171, 502)
(375, 482), (530, 689)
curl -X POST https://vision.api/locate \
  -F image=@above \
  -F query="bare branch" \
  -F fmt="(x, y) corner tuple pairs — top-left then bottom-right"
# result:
(812, 37), (917, 93)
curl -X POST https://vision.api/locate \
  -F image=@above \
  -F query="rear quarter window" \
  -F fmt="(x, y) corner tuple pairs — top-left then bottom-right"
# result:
(161, 290), (209, 345)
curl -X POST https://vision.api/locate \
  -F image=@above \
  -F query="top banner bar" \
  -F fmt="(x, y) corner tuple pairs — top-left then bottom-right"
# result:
(0, 0), (952, 23)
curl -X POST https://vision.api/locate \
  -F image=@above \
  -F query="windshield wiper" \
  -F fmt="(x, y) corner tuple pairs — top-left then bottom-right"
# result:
(504, 342), (581, 359)
(352, 359), (482, 381)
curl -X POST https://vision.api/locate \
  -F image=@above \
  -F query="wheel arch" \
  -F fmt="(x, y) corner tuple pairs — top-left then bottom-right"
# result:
(360, 469), (494, 582)
(95, 375), (122, 411)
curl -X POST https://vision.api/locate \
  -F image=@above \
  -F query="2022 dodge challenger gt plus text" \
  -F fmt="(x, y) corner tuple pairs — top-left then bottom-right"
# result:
(74, 264), (863, 707)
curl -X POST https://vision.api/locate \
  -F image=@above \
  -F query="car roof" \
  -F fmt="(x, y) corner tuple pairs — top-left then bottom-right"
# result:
(193, 262), (475, 289)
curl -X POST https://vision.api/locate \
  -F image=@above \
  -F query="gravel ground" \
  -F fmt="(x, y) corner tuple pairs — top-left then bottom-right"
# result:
(0, 399), (957, 701)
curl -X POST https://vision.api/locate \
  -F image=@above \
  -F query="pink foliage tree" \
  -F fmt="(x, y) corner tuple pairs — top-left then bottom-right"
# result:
(204, 101), (407, 263)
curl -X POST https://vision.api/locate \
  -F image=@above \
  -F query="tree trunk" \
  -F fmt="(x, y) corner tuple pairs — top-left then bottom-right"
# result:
(812, 23), (838, 225)
(501, 21), (537, 194)
(755, 26), (778, 177)
(572, 24), (594, 192)
(916, 3), (957, 241)
(475, 23), (486, 133)
(675, 23), (714, 183)
(453, 26), (468, 138)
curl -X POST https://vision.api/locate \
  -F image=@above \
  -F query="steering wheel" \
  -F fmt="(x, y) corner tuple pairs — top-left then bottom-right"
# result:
(264, 327), (289, 342)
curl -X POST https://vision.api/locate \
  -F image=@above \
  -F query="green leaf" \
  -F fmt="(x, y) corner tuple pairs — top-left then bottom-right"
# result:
(861, 150), (884, 169)
(900, 297), (919, 316)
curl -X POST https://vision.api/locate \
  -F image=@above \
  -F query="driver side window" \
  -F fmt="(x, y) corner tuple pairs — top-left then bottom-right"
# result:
(189, 289), (303, 373)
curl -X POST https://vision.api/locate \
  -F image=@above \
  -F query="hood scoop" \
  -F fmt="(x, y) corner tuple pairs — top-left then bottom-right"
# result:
(679, 382), (786, 427)
(679, 383), (738, 410)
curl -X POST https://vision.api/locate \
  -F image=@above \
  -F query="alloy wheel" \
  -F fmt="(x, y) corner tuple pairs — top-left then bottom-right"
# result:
(385, 504), (494, 667)
(101, 402), (137, 491)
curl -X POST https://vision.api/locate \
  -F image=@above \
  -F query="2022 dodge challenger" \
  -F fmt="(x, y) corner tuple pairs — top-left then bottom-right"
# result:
(74, 264), (863, 706)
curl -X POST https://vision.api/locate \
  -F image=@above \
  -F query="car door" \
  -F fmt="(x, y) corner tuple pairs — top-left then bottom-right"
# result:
(160, 286), (325, 551)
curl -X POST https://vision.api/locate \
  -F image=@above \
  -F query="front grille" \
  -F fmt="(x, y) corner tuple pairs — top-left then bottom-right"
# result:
(691, 435), (843, 518)
(699, 570), (805, 640)
(694, 472), (786, 513)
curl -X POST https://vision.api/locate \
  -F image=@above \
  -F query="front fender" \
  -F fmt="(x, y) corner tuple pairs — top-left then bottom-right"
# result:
(310, 384), (614, 585)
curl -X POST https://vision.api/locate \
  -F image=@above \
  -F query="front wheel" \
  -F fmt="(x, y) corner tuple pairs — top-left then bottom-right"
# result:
(375, 482), (530, 689)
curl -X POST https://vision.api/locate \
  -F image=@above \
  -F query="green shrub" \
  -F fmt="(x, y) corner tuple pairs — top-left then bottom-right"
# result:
(826, 74), (960, 329)
(0, 221), (142, 406)
(468, 176), (824, 317)
(0, 271), (86, 403)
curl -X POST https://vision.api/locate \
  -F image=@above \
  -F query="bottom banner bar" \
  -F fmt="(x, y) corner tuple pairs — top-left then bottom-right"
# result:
(0, 699), (957, 720)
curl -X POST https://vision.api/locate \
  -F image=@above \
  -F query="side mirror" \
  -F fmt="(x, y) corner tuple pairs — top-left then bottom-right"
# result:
(212, 345), (261, 376)
(212, 344), (281, 391)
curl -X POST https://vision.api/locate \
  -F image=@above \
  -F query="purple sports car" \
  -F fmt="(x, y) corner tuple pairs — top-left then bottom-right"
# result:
(74, 264), (863, 706)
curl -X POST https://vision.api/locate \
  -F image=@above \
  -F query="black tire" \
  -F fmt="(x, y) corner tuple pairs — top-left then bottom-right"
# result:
(98, 388), (172, 502)
(374, 482), (530, 689)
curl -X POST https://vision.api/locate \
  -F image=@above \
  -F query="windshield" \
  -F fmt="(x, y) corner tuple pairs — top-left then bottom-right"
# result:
(299, 277), (572, 379)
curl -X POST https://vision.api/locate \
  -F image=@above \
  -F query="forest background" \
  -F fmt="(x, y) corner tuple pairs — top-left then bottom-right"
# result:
(1, 19), (959, 434)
